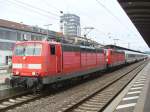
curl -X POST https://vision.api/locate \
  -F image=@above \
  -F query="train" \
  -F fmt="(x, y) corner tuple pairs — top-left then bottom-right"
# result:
(7, 40), (148, 90)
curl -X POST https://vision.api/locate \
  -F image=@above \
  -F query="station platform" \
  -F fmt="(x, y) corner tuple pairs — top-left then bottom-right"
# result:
(104, 61), (150, 112)
(0, 65), (11, 84)
(0, 66), (11, 90)
(0, 65), (11, 77)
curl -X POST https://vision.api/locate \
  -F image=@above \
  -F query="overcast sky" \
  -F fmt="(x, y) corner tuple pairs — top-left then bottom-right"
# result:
(0, 0), (149, 51)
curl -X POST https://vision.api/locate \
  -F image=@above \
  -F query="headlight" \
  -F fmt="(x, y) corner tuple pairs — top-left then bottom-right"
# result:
(16, 71), (19, 75)
(32, 72), (36, 76)
(32, 72), (38, 76)
(106, 59), (108, 62)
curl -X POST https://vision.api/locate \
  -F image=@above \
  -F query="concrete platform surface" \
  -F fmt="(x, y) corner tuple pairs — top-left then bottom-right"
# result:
(104, 61), (150, 112)
(0, 73), (11, 84)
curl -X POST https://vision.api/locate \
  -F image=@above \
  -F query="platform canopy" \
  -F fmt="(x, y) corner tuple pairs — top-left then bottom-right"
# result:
(118, 0), (150, 47)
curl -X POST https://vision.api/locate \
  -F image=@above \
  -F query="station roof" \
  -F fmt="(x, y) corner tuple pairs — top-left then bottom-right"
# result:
(118, 0), (150, 47)
(0, 19), (61, 37)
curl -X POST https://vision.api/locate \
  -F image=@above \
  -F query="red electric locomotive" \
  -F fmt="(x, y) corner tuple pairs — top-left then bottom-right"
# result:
(106, 49), (125, 67)
(11, 41), (107, 89)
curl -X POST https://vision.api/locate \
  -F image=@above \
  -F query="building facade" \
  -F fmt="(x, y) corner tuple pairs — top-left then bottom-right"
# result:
(60, 14), (81, 36)
(0, 19), (62, 65)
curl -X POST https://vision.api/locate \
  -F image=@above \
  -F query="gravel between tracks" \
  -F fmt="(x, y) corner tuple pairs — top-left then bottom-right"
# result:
(7, 61), (145, 112)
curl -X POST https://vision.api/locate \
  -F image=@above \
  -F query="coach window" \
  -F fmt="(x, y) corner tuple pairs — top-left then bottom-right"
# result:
(50, 45), (55, 55)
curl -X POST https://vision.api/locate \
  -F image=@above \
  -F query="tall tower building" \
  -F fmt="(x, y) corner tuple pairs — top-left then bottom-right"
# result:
(60, 14), (81, 36)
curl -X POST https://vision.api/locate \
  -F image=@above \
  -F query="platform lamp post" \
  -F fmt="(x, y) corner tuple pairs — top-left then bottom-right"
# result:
(44, 24), (52, 40)
(59, 10), (65, 43)
(59, 11), (64, 34)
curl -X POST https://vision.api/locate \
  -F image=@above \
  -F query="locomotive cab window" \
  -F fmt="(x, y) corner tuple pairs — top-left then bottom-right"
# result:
(50, 45), (55, 55)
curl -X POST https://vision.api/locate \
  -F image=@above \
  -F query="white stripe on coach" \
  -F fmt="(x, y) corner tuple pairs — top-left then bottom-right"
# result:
(28, 64), (41, 69)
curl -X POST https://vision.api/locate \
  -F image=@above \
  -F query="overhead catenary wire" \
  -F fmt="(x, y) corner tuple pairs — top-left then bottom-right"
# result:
(81, 21), (107, 35)
(3, 0), (135, 42)
(95, 0), (144, 48)
(5, 0), (59, 20)
(95, 0), (127, 29)
(12, 0), (59, 17)
(68, 1), (109, 35)
(41, 0), (110, 37)
(95, 0), (138, 37)
(42, 0), (63, 13)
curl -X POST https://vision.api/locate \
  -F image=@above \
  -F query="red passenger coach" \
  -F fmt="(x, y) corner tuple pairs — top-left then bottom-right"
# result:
(11, 41), (107, 89)
(106, 49), (125, 67)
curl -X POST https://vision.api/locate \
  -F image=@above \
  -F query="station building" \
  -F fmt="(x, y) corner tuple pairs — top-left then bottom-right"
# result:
(0, 19), (62, 65)
(60, 14), (81, 37)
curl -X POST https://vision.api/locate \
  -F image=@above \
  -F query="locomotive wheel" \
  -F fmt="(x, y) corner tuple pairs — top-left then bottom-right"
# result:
(32, 82), (43, 93)
(9, 78), (17, 88)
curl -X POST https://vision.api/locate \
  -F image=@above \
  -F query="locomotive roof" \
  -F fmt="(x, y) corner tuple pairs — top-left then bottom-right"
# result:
(62, 42), (103, 49)
(16, 40), (60, 44)
(104, 45), (145, 54)
(15, 40), (104, 50)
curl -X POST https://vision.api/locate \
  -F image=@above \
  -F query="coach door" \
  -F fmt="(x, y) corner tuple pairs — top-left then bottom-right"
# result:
(50, 44), (62, 73)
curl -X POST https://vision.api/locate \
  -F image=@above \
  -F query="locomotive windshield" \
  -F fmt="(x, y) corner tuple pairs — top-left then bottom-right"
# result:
(14, 43), (42, 56)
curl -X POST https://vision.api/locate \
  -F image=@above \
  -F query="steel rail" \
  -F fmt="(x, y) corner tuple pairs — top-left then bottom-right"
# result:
(58, 61), (147, 112)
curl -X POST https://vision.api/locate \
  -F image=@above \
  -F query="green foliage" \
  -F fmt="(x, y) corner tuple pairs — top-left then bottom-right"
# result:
(56, 36), (61, 42)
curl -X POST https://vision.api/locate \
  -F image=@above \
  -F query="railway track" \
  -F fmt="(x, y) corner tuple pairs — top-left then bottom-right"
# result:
(0, 91), (42, 112)
(58, 61), (148, 112)
(0, 61), (147, 112)
(0, 86), (53, 112)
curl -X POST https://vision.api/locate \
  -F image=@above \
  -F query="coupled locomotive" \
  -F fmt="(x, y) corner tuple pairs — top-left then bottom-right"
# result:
(9, 41), (147, 89)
